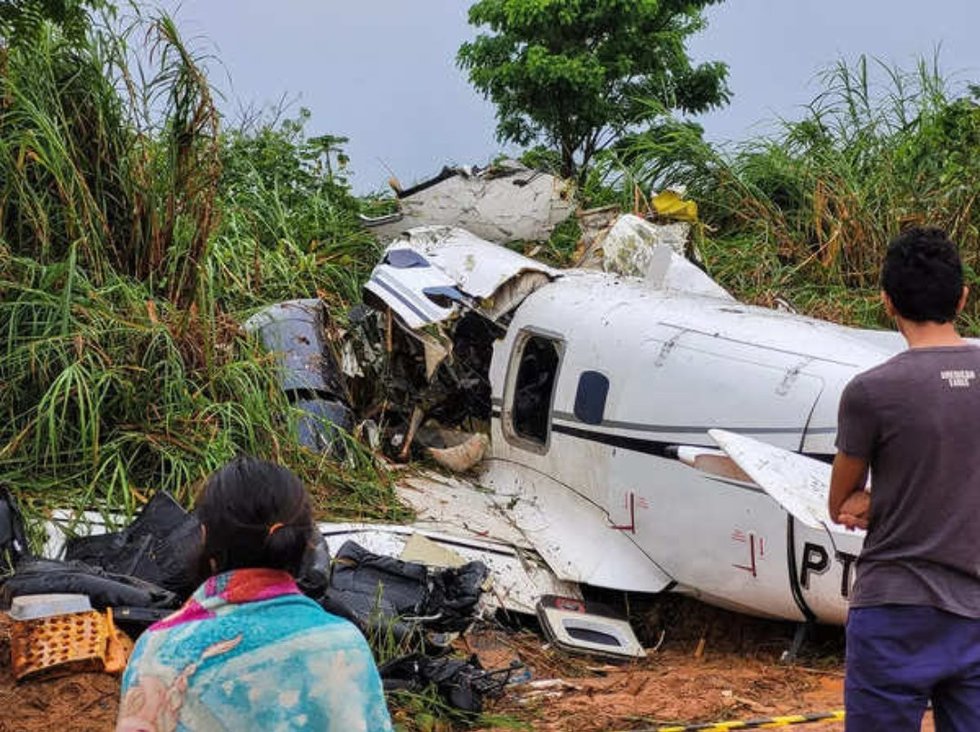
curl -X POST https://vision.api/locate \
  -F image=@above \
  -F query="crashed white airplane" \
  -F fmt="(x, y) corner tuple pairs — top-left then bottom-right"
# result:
(361, 225), (907, 629)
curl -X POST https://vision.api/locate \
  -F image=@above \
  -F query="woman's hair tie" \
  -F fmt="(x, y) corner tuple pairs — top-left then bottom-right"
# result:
(267, 522), (285, 537)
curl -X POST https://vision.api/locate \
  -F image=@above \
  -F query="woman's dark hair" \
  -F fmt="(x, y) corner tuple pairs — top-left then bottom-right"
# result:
(196, 456), (314, 576)
(881, 227), (964, 323)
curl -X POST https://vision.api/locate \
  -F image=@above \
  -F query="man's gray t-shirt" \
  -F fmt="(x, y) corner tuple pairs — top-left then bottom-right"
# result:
(836, 345), (980, 617)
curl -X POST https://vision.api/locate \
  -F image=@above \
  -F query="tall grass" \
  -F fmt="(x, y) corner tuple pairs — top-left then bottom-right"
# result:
(0, 9), (398, 529)
(603, 55), (980, 329)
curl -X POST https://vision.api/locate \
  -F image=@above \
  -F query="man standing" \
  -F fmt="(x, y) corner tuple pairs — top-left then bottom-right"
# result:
(829, 227), (980, 731)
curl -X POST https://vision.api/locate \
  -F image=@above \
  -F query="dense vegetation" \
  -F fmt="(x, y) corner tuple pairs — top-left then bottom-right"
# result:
(0, 6), (401, 524)
(599, 56), (980, 332)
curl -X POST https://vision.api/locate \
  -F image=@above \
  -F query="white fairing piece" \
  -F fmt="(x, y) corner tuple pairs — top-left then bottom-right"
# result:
(599, 214), (733, 301)
(645, 246), (734, 300)
(364, 226), (556, 329)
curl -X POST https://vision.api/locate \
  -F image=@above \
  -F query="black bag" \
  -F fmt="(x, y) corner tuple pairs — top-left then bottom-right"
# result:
(320, 540), (430, 639)
(379, 653), (519, 714)
(0, 487), (29, 575)
(296, 530), (332, 602)
(1, 558), (179, 610)
(320, 540), (488, 643)
(65, 491), (202, 598)
(426, 561), (489, 633)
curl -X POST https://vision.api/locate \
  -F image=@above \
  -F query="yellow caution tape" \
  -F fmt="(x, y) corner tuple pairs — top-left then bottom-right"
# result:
(625, 709), (845, 732)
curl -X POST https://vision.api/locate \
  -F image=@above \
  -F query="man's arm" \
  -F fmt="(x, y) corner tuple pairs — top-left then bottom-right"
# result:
(829, 452), (870, 529)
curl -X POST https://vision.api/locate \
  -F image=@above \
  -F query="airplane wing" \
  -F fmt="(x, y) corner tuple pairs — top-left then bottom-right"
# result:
(707, 429), (865, 538)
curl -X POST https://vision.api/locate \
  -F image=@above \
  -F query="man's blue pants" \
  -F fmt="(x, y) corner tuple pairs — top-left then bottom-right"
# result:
(846, 605), (980, 731)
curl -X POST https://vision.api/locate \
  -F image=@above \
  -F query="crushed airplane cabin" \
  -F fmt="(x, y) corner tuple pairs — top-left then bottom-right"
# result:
(350, 221), (909, 629)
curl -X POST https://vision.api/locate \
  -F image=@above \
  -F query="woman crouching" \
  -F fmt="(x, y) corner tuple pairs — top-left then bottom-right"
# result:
(116, 456), (393, 732)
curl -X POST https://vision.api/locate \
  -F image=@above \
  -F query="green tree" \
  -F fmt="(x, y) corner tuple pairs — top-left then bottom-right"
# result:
(0, 0), (109, 46)
(458, 0), (730, 181)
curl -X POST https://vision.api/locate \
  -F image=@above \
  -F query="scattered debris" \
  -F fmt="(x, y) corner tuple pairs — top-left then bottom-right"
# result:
(320, 540), (489, 642)
(360, 160), (576, 244)
(319, 519), (580, 615)
(243, 299), (353, 454)
(536, 595), (646, 661)
(380, 652), (522, 714)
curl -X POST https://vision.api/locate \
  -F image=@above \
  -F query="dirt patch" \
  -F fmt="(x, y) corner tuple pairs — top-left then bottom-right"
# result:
(0, 607), (934, 732)
(465, 624), (850, 732)
(0, 614), (119, 732)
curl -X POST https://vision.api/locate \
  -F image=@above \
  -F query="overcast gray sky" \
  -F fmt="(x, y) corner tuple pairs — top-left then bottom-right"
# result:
(170, 1), (978, 193)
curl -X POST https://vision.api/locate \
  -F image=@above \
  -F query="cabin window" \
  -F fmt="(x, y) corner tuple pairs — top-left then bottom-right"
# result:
(511, 334), (561, 446)
(574, 371), (609, 425)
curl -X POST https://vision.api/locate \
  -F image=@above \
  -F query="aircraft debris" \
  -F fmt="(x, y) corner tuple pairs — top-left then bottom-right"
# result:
(318, 520), (578, 615)
(536, 595), (646, 661)
(379, 651), (523, 714)
(422, 430), (490, 473)
(359, 160), (576, 244)
(575, 212), (732, 299)
(243, 299), (353, 454)
(350, 222), (914, 628)
(363, 226), (556, 329)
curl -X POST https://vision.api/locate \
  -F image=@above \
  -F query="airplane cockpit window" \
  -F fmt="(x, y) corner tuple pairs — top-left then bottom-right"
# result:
(512, 335), (561, 445)
(574, 371), (609, 425)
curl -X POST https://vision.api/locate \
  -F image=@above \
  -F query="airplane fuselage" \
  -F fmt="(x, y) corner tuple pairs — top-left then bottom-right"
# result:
(485, 271), (904, 625)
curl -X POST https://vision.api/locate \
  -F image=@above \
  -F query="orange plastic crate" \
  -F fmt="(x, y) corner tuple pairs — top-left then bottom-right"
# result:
(10, 610), (108, 681)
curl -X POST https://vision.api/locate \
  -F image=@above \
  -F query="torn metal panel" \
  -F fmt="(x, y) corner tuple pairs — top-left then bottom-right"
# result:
(478, 460), (676, 593)
(364, 227), (557, 329)
(480, 271), (552, 322)
(359, 161), (576, 244)
(398, 465), (674, 594)
(318, 522), (579, 615)
(242, 299), (347, 396)
(242, 299), (353, 452)
(396, 474), (532, 549)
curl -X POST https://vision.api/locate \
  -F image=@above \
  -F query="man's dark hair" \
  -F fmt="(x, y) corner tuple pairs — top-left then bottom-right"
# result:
(196, 455), (314, 576)
(881, 227), (964, 323)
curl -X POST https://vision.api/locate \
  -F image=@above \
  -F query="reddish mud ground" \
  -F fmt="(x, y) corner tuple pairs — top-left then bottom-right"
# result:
(1, 603), (934, 732)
